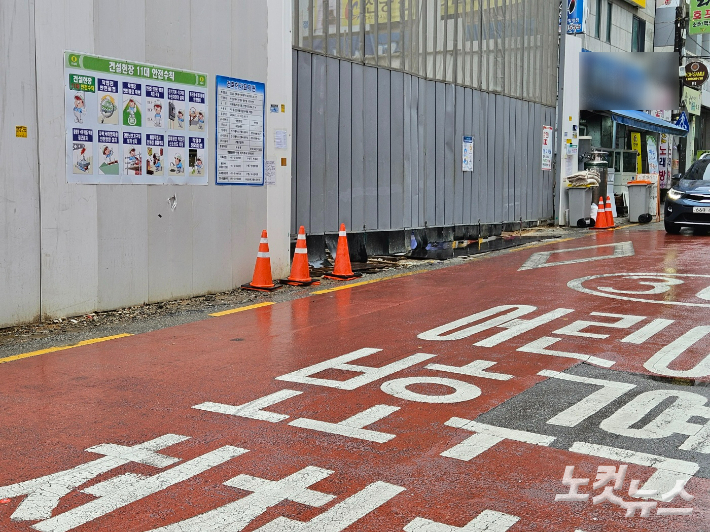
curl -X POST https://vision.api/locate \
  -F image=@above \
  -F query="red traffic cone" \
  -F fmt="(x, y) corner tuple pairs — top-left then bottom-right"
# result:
(592, 196), (610, 229)
(324, 224), (362, 281)
(242, 230), (282, 291)
(281, 226), (320, 286)
(605, 196), (616, 228)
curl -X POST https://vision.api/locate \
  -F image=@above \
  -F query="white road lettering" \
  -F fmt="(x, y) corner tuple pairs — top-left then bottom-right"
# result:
(404, 509), (520, 531)
(253, 481), (405, 531)
(644, 325), (710, 378)
(426, 360), (513, 381)
(418, 305), (539, 341)
(621, 318), (674, 344)
(518, 337), (615, 367)
(381, 377), (481, 404)
(518, 242), (634, 271)
(538, 370), (636, 427)
(474, 309), (575, 348)
(568, 442), (698, 498)
(276, 348), (436, 390)
(599, 390), (710, 450)
(33, 446), (248, 532)
(441, 418), (555, 461)
(0, 434), (188, 522)
(150, 466), (335, 531)
(289, 405), (400, 443)
(597, 276), (684, 295)
(193, 389), (303, 423)
(553, 312), (646, 339)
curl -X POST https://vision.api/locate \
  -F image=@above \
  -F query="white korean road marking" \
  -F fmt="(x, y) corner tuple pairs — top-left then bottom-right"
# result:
(621, 318), (674, 344)
(253, 481), (405, 531)
(568, 273), (710, 307)
(150, 466), (335, 531)
(276, 348), (436, 390)
(441, 419), (555, 461)
(426, 360), (513, 381)
(193, 389), (303, 423)
(289, 405), (400, 443)
(538, 370), (636, 427)
(404, 509), (520, 531)
(518, 242), (634, 271)
(381, 377), (481, 404)
(568, 442), (698, 498)
(553, 313), (645, 339)
(0, 434), (188, 522)
(518, 337), (615, 367)
(644, 325), (710, 378)
(33, 446), (248, 532)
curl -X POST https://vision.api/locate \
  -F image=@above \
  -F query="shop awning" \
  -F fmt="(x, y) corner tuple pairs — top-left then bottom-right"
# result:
(609, 110), (688, 137)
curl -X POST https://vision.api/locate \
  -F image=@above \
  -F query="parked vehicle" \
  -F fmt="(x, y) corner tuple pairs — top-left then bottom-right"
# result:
(665, 155), (710, 234)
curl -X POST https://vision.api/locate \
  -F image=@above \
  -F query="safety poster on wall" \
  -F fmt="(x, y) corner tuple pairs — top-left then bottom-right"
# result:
(64, 51), (209, 185)
(215, 75), (265, 185)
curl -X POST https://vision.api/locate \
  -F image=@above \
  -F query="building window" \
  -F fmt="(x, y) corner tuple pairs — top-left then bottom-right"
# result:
(606, 2), (612, 43)
(632, 16), (645, 52)
(595, 0), (602, 38)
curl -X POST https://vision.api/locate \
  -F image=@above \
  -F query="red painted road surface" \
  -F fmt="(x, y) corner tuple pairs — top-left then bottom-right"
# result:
(2, 229), (710, 531)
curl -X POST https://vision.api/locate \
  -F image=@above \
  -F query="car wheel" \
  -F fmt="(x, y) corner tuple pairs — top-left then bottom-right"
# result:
(664, 220), (681, 234)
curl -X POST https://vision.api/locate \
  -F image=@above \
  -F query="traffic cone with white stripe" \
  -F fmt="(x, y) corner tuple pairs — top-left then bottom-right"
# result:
(605, 195), (616, 228)
(592, 196), (610, 229)
(241, 230), (282, 291)
(324, 223), (362, 281)
(280, 226), (320, 286)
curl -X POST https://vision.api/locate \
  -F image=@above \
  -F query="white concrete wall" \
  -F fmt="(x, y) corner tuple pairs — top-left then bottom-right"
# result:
(0, 0), (42, 326)
(0, 0), (292, 326)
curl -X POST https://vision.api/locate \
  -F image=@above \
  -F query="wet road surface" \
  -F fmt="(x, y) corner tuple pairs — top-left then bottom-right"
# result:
(2, 228), (710, 531)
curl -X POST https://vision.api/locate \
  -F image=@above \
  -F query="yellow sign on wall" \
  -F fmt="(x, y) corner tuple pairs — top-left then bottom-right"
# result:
(630, 132), (643, 174)
(15, 126), (27, 138)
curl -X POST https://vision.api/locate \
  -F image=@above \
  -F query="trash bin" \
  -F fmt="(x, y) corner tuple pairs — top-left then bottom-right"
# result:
(567, 187), (593, 226)
(627, 180), (652, 223)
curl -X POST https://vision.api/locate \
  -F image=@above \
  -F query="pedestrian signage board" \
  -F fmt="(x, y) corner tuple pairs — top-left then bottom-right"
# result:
(64, 51), (208, 185)
(685, 61), (709, 88)
(215, 75), (265, 185)
(675, 111), (690, 131)
(462, 136), (473, 172)
(690, 0), (710, 34)
(566, 0), (585, 34)
(542, 126), (553, 170)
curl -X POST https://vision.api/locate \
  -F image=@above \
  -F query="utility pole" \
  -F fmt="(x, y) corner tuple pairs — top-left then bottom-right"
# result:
(554, 0), (568, 224)
(675, 2), (687, 172)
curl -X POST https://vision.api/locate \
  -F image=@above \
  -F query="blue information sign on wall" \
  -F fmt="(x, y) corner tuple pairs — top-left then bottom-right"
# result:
(567, 0), (585, 35)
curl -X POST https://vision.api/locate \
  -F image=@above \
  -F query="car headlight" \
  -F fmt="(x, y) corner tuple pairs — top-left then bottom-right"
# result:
(667, 188), (683, 201)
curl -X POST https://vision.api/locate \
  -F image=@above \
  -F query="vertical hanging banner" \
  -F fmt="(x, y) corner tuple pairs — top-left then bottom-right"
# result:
(542, 126), (553, 171)
(215, 75), (265, 185)
(647, 136), (659, 175)
(462, 136), (473, 172)
(566, 0), (586, 34)
(65, 51), (208, 185)
(630, 132), (643, 174)
(658, 133), (672, 188)
(690, 0), (710, 35)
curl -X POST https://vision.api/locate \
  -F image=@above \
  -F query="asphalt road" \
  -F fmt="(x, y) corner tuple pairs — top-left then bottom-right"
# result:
(2, 224), (710, 531)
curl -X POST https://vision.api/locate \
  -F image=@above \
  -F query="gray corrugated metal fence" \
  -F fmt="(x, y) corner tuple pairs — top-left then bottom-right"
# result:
(292, 49), (555, 236)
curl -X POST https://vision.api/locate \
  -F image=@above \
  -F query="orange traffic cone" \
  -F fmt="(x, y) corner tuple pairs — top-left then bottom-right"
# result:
(281, 226), (320, 286)
(605, 196), (616, 228)
(592, 196), (610, 230)
(242, 230), (282, 291)
(324, 224), (362, 281)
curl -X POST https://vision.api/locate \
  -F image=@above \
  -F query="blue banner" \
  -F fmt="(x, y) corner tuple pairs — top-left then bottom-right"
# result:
(567, 0), (585, 35)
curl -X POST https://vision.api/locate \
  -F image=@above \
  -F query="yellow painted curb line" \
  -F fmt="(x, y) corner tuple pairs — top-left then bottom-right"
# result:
(311, 270), (426, 295)
(0, 334), (133, 365)
(209, 301), (275, 317)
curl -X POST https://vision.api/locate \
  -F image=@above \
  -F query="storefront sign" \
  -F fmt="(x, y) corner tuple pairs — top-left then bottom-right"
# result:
(690, 0), (710, 35)
(215, 76), (265, 186)
(649, 110), (672, 122)
(658, 0), (680, 7)
(647, 136), (659, 175)
(542, 126), (553, 171)
(683, 86), (702, 115)
(685, 61), (709, 88)
(659, 134), (672, 188)
(566, 0), (585, 34)
(64, 51), (208, 185)
(630, 132), (643, 174)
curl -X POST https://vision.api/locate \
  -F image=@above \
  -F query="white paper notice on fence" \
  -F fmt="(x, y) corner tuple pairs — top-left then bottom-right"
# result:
(462, 136), (473, 172)
(265, 160), (276, 185)
(542, 125), (553, 171)
(274, 129), (288, 150)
